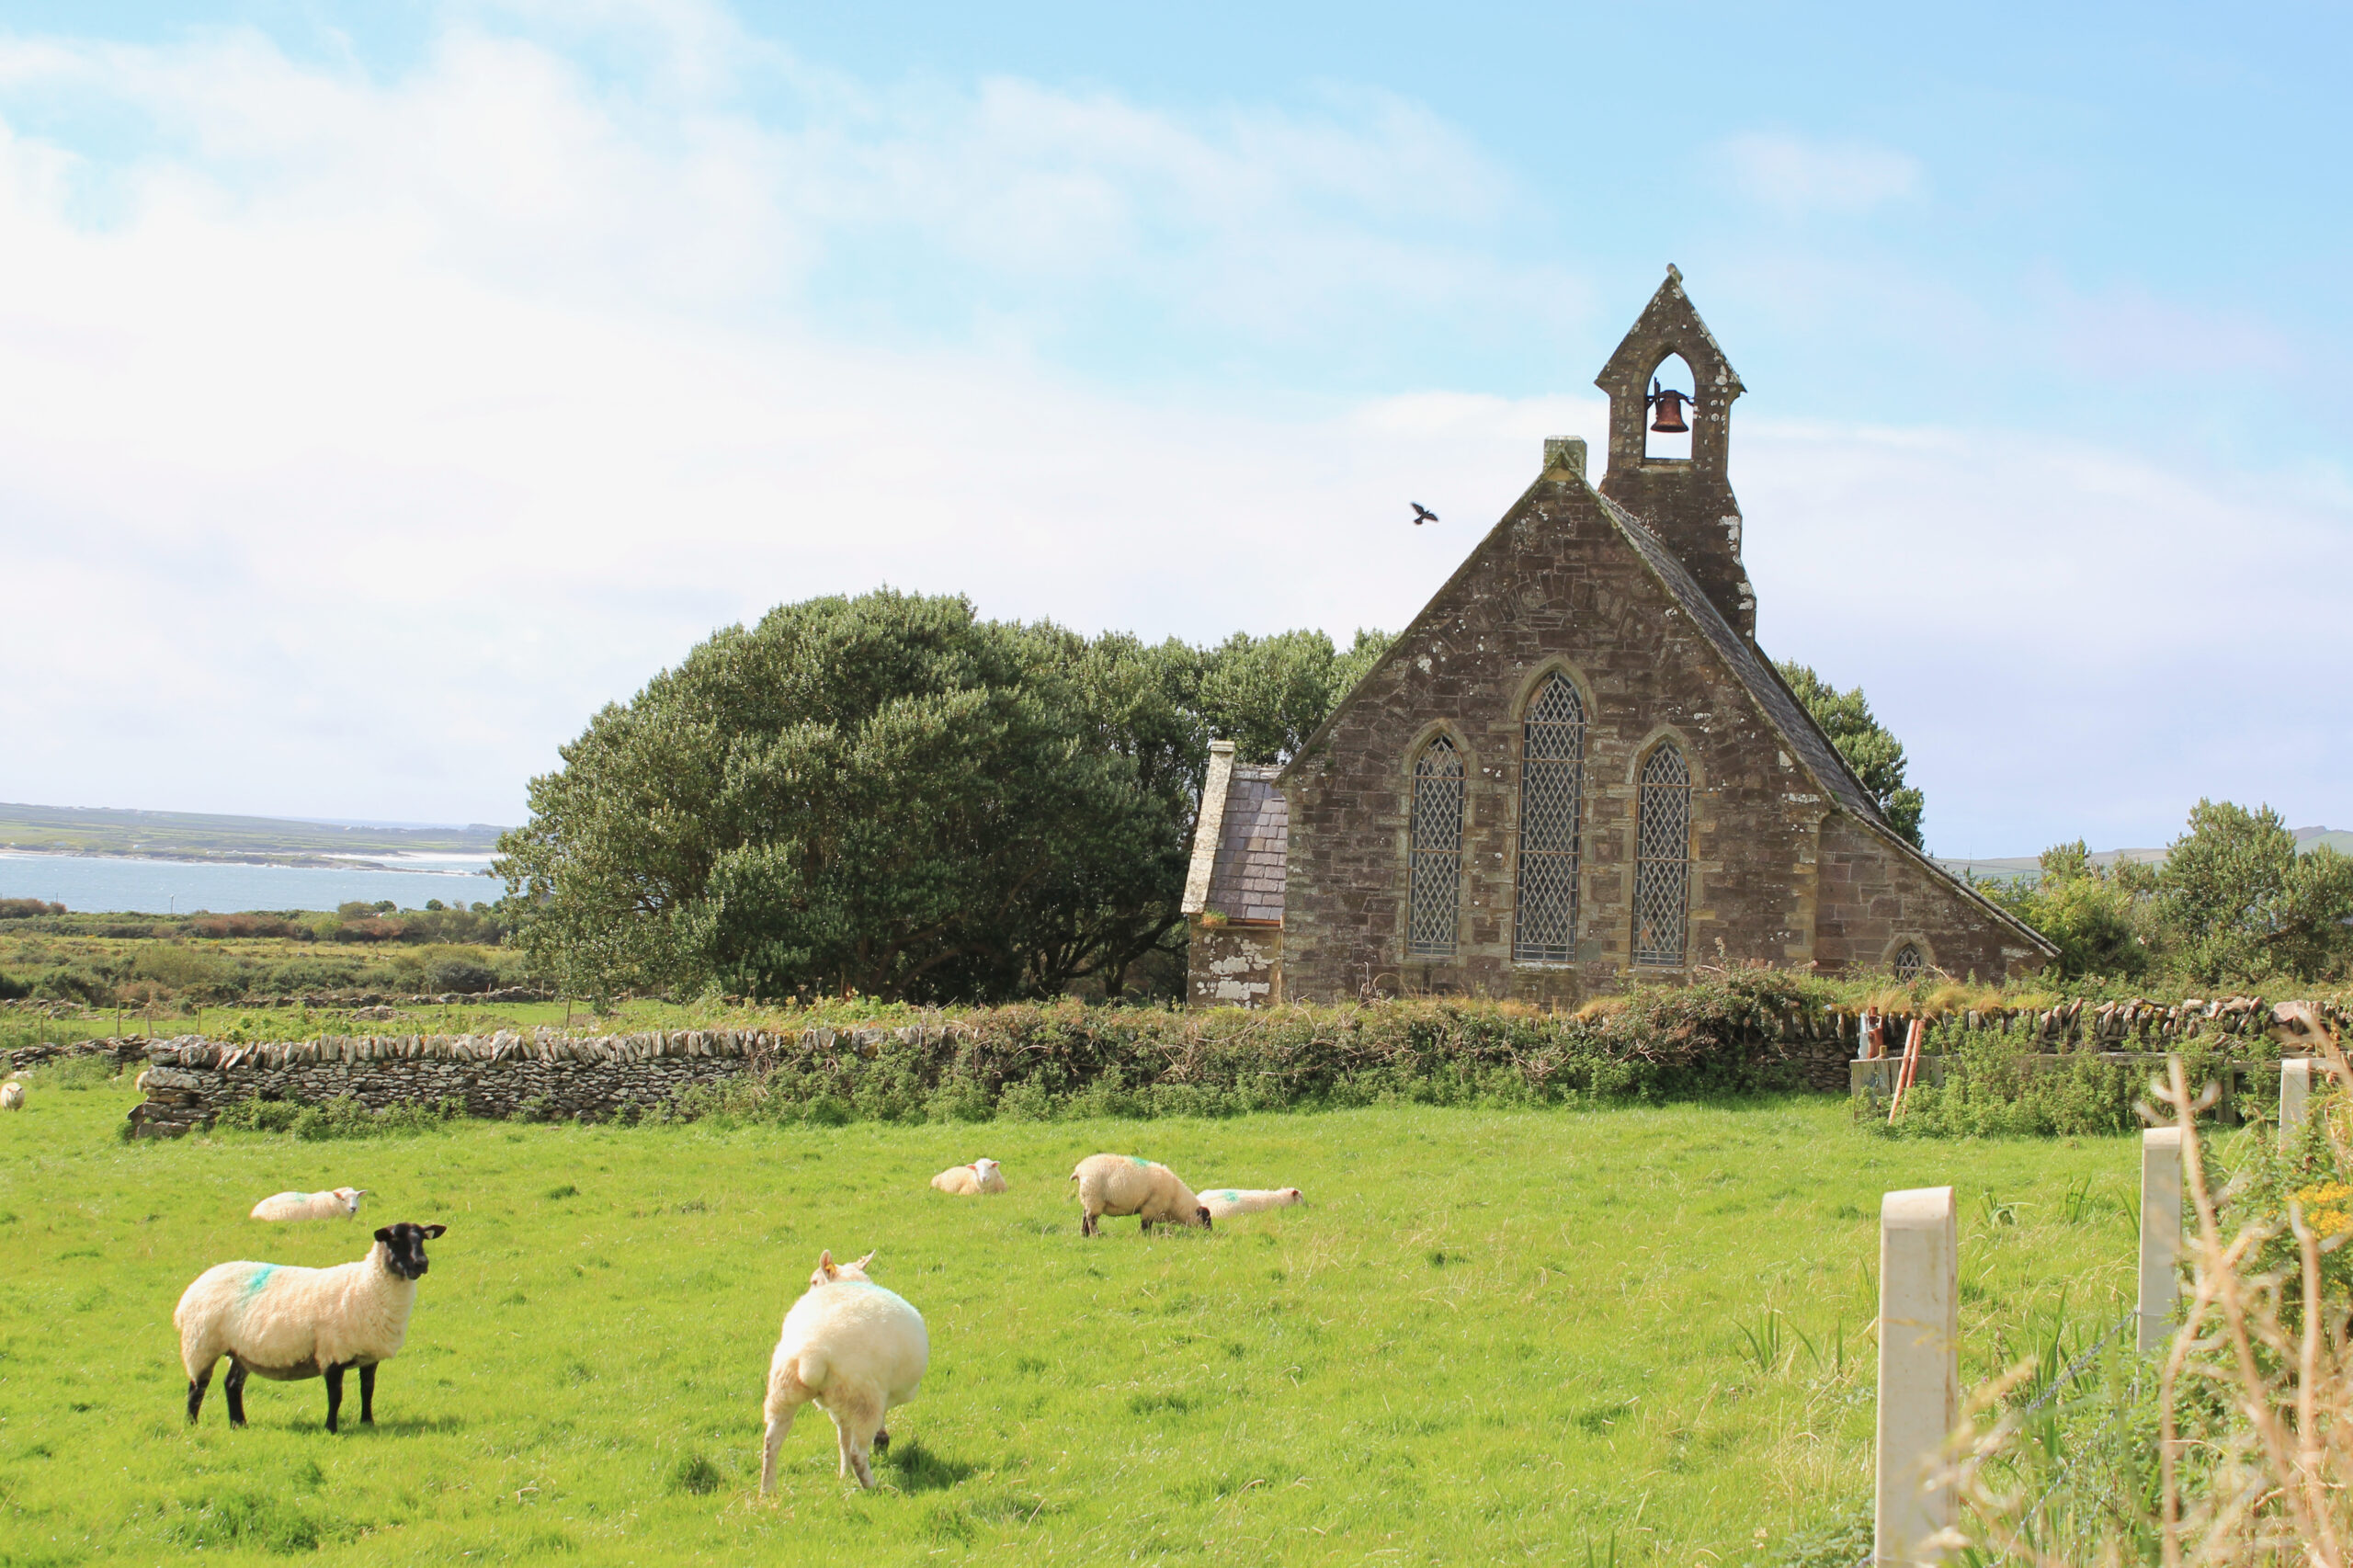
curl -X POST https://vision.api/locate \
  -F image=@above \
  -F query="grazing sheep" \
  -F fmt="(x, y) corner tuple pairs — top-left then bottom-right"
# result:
(1069, 1153), (1212, 1237)
(929, 1158), (1006, 1196)
(761, 1249), (928, 1494)
(1199, 1187), (1303, 1221)
(0, 1082), (21, 1112)
(250, 1187), (369, 1222)
(175, 1221), (446, 1432)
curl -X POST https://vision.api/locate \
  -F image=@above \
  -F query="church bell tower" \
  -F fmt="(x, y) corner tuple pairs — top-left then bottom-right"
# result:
(1595, 266), (1756, 639)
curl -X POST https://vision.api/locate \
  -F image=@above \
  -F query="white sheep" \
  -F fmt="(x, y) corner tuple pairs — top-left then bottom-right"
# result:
(0, 1082), (21, 1112)
(760, 1249), (928, 1494)
(928, 1158), (1006, 1196)
(174, 1221), (447, 1431)
(1069, 1153), (1212, 1237)
(250, 1187), (369, 1222)
(134, 1068), (153, 1093)
(1199, 1187), (1303, 1220)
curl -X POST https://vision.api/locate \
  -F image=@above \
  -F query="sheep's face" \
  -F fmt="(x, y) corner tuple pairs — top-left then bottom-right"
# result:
(1279, 1188), (1303, 1205)
(335, 1187), (369, 1213)
(973, 1159), (1001, 1181)
(813, 1249), (878, 1286)
(374, 1222), (448, 1279)
(1194, 1206), (1213, 1230)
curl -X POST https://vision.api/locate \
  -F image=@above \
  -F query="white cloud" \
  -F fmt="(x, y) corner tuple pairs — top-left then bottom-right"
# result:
(0, 13), (2341, 858)
(1716, 131), (1923, 217)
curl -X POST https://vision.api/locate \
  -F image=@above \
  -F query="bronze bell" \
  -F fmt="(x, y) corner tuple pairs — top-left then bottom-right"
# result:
(1647, 378), (1690, 435)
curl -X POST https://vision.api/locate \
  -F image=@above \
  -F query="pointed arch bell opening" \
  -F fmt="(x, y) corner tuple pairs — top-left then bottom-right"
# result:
(1513, 674), (1586, 963)
(1632, 742), (1691, 967)
(1406, 735), (1464, 958)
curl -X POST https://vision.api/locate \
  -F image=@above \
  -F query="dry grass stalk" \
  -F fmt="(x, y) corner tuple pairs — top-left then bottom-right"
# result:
(1940, 1033), (2353, 1566)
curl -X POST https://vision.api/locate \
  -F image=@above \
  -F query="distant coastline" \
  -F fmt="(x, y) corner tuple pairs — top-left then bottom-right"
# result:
(0, 845), (493, 872)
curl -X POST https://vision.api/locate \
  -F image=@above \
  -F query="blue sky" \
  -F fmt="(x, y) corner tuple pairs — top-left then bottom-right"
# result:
(0, 1), (2345, 856)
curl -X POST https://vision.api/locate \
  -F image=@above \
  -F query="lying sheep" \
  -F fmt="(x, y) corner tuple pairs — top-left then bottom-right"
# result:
(175, 1221), (447, 1432)
(929, 1158), (1006, 1196)
(1070, 1153), (1211, 1237)
(0, 1082), (21, 1112)
(761, 1249), (928, 1494)
(1199, 1187), (1303, 1221)
(250, 1187), (369, 1222)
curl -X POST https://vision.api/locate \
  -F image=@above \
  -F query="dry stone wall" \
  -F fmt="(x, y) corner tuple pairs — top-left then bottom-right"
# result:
(124, 1024), (942, 1137)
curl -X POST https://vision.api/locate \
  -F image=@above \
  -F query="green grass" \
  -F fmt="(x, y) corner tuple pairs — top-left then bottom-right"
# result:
(0, 1070), (2151, 1565)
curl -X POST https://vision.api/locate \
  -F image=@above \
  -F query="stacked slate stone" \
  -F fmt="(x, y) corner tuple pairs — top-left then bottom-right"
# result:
(124, 1023), (960, 1137)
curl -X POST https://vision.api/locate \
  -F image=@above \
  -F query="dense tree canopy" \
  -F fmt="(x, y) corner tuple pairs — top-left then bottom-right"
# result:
(1984, 804), (2353, 984)
(497, 593), (1391, 1004)
(1774, 661), (1927, 848)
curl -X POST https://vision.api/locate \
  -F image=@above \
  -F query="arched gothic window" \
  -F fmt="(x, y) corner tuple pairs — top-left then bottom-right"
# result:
(1632, 743), (1691, 967)
(1406, 736), (1464, 957)
(1513, 675), (1586, 962)
(1892, 943), (1925, 980)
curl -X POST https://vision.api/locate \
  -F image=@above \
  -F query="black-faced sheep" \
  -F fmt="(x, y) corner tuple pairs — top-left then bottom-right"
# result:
(761, 1250), (928, 1493)
(929, 1158), (1006, 1195)
(174, 1221), (446, 1431)
(1070, 1153), (1211, 1236)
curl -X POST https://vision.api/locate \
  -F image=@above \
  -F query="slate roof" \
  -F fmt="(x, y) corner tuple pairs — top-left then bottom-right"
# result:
(1597, 494), (1884, 824)
(1202, 766), (1288, 924)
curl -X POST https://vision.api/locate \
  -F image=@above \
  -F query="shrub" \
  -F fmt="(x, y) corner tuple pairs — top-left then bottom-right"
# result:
(1867, 1024), (2239, 1139)
(0, 898), (65, 920)
(212, 1095), (464, 1139)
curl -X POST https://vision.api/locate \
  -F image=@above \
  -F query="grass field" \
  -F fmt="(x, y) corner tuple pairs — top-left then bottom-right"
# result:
(0, 1068), (2158, 1565)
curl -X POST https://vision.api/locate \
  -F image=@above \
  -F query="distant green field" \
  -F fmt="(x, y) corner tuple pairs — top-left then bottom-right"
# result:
(0, 802), (501, 866)
(0, 1070), (2153, 1565)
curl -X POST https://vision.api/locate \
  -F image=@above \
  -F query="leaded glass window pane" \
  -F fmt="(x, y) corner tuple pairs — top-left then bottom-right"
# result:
(1514, 675), (1585, 962)
(1632, 743), (1690, 967)
(1892, 944), (1924, 980)
(1407, 737), (1463, 957)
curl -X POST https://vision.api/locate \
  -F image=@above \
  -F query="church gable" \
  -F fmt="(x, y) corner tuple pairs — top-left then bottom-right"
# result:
(1188, 270), (2054, 1008)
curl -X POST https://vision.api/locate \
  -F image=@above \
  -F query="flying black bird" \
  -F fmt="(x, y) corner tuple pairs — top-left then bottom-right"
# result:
(1410, 503), (1438, 526)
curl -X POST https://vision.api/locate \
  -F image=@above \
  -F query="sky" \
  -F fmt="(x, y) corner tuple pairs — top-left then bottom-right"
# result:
(0, 0), (2345, 857)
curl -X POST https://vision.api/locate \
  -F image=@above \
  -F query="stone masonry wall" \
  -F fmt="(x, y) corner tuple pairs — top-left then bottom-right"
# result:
(124, 1024), (936, 1137)
(1186, 921), (1282, 1008)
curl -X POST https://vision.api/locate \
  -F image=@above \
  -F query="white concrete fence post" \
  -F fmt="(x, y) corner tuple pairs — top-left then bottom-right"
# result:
(2137, 1127), (2184, 1353)
(1876, 1186), (1959, 1566)
(2280, 1058), (2313, 1152)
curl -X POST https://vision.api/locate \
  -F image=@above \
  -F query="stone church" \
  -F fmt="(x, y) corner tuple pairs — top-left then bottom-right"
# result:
(1181, 268), (2054, 1007)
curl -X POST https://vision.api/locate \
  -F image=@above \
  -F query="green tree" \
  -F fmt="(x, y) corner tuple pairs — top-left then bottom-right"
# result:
(1774, 661), (1927, 848)
(1195, 628), (1392, 764)
(495, 592), (1198, 1004)
(1982, 839), (2152, 981)
(2158, 800), (2353, 984)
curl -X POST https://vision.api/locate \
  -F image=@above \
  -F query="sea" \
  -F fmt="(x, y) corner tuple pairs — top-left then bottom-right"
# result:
(0, 851), (505, 915)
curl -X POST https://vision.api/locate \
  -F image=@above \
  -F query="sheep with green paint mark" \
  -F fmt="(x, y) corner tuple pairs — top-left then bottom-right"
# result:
(1070, 1153), (1211, 1236)
(174, 1221), (446, 1432)
(1199, 1187), (1303, 1220)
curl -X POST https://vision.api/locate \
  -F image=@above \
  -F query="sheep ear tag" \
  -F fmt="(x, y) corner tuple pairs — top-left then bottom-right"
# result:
(817, 1250), (836, 1279)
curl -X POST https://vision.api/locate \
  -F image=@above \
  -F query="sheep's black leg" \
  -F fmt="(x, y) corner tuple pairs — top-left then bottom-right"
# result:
(358, 1364), (376, 1425)
(324, 1364), (345, 1433)
(223, 1363), (249, 1427)
(186, 1367), (211, 1424)
(1081, 1211), (1095, 1237)
(1141, 1218), (1153, 1234)
(873, 1426), (890, 1455)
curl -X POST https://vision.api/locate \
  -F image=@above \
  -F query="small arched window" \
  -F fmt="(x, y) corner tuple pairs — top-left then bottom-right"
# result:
(1406, 736), (1464, 957)
(1892, 943), (1925, 980)
(1632, 743), (1691, 967)
(1514, 674), (1586, 962)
